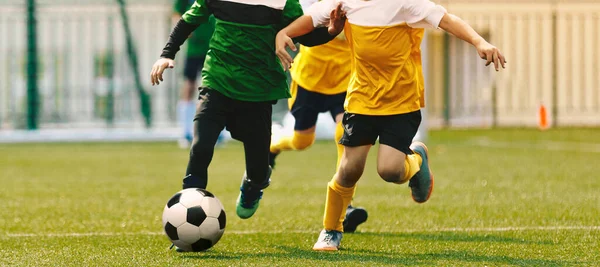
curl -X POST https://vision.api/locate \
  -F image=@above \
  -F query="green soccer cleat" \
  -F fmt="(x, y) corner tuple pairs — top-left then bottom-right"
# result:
(235, 190), (262, 219)
(409, 141), (434, 203)
(235, 168), (271, 219)
(313, 230), (343, 251)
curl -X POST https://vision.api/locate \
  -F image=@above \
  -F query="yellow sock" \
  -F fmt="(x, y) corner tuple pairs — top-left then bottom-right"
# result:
(401, 153), (422, 183)
(334, 122), (344, 170)
(334, 122), (357, 205)
(270, 131), (315, 153)
(323, 178), (355, 232)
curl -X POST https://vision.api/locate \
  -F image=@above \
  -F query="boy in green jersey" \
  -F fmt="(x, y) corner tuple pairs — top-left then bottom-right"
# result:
(172, 0), (220, 147)
(151, 0), (345, 220)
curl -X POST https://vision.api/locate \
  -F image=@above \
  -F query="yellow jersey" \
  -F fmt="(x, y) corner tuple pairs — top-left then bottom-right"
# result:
(290, 36), (351, 95)
(307, 0), (446, 115)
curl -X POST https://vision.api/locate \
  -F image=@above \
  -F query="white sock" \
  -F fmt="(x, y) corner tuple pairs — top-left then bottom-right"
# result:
(184, 101), (196, 139)
(177, 101), (189, 139)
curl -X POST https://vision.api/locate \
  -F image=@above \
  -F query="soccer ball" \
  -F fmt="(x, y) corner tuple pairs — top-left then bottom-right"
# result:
(162, 188), (226, 252)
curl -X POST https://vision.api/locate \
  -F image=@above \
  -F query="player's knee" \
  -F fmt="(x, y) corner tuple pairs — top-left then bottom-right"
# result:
(291, 132), (315, 150)
(377, 165), (406, 184)
(337, 162), (364, 187)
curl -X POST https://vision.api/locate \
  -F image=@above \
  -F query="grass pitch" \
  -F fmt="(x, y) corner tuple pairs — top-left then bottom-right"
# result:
(1, 128), (599, 266)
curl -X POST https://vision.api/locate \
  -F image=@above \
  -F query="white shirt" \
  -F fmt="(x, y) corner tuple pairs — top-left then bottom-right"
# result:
(306, 0), (447, 28)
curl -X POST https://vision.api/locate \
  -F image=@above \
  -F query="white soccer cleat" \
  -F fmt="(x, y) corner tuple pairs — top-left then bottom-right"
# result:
(312, 229), (343, 251)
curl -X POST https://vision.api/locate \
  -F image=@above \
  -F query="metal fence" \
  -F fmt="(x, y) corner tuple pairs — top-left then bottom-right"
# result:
(0, 0), (177, 130)
(1, 0), (599, 131)
(427, 0), (600, 127)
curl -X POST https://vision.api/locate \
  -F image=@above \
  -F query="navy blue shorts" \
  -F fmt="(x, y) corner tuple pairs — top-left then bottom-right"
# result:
(183, 56), (206, 82)
(289, 81), (346, 131)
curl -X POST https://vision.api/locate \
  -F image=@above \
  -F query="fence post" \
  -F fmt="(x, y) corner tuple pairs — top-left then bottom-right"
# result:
(26, 0), (39, 130)
(491, 84), (498, 128)
(443, 32), (451, 127)
(551, 8), (558, 127)
(106, 15), (115, 127)
(116, 0), (152, 128)
(416, 30), (430, 142)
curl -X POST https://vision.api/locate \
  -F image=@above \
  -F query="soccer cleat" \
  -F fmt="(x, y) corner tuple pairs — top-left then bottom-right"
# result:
(235, 168), (272, 219)
(408, 142), (434, 203)
(313, 230), (343, 251)
(268, 151), (279, 169)
(343, 205), (368, 233)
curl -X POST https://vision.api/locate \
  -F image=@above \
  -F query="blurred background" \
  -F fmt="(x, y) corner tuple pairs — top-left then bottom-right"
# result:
(0, 0), (599, 143)
(2, 2), (599, 265)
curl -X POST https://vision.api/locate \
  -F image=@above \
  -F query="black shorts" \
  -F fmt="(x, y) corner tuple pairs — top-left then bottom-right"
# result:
(289, 81), (346, 130)
(183, 56), (206, 82)
(339, 110), (422, 154)
(195, 87), (274, 143)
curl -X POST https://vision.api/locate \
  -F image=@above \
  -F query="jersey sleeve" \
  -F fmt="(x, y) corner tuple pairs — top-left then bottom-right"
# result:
(404, 0), (447, 29)
(299, 0), (318, 12)
(281, 0), (336, 47)
(282, 0), (305, 27)
(305, 0), (337, 28)
(181, 0), (211, 25)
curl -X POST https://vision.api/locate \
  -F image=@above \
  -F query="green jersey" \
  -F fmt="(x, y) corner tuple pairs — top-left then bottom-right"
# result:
(163, 0), (335, 102)
(173, 0), (215, 57)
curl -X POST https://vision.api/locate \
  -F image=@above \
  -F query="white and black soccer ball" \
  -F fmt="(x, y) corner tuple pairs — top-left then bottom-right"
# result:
(162, 188), (226, 252)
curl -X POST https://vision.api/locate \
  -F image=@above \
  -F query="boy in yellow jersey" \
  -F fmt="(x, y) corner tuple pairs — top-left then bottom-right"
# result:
(269, 0), (367, 233)
(275, 0), (506, 251)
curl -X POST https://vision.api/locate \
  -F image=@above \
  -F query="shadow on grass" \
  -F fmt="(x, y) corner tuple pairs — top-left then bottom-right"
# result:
(355, 231), (554, 245)
(181, 245), (418, 265)
(180, 253), (243, 260)
(178, 231), (580, 265)
(181, 245), (578, 266)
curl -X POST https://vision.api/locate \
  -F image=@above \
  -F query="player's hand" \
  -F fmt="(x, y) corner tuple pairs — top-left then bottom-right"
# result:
(275, 31), (296, 71)
(150, 58), (175, 85)
(328, 3), (346, 36)
(474, 39), (506, 71)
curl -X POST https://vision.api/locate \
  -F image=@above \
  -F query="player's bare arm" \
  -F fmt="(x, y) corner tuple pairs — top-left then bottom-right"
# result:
(276, 2), (346, 71)
(438, 14), (506, 71)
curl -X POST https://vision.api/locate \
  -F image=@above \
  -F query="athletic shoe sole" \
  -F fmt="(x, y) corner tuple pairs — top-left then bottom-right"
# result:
(411, 141), (434, 203)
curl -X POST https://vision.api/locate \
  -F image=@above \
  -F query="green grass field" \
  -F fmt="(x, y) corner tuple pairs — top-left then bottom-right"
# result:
(1, 128), (599, 266)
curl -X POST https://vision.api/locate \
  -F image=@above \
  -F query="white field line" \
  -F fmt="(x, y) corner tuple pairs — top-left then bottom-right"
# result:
(464, 138), (600, 153)
(4, 226), (599, 238)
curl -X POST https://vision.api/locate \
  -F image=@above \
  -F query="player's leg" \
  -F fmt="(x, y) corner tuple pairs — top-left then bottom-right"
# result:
(228, 99), (274, 219)
(377, 110), (433, 203)
(313, 145), (370, 251)
(269, 82), (319, 168)
(313, 113), (378, 251)
(327, 94), (369, 233)
(177, 57), (203, 148)
(327, 92), (346, 170)
(336, 115), (368, 232)
(182, 88), (228, 189)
